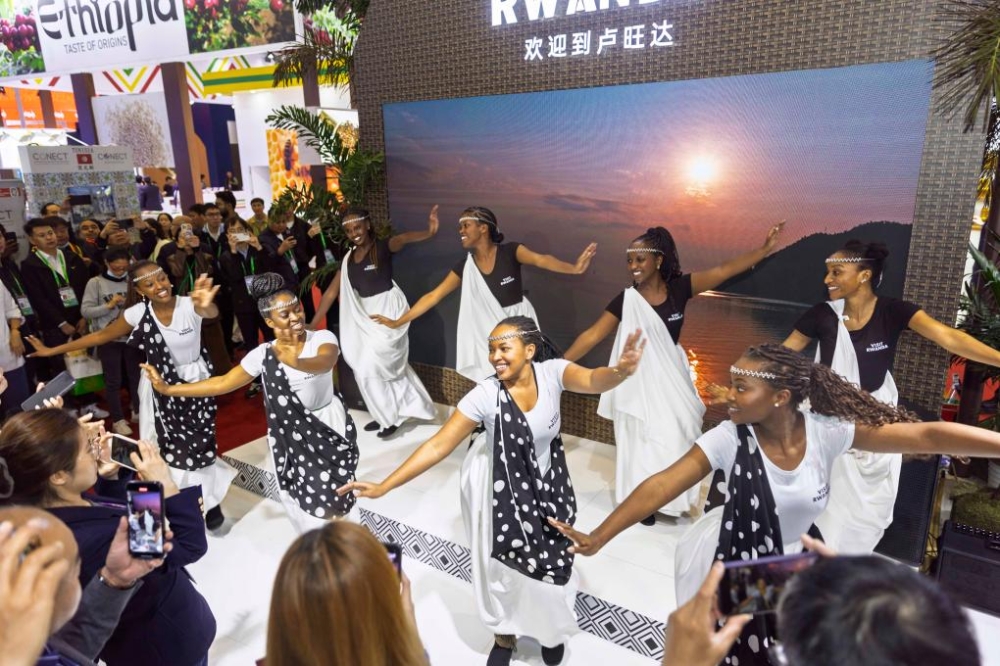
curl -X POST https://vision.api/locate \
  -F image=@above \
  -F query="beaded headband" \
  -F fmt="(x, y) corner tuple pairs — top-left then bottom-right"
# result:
(824, 256), (866, 264)
(261, 296), (299, 313)
(342, 214), (369, 225)
(460, 215), (499, 229)
(488, 329), (539, 342)
(730, 365), (779, 380)
(626, 248), (663, 255)
(131, 267), (164, 283)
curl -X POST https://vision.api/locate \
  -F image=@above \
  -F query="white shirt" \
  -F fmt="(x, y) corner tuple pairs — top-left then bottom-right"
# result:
(0, 282), (24, 372)
(240, 329), (339, 411)
(695, 412), (854, 552)
(457, 358), (570, 476)
(124, 297), (203, 367)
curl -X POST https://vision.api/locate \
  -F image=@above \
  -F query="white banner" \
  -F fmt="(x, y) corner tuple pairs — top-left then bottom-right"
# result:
(18, 145), (134, 174)
(0, 180), (28, 262)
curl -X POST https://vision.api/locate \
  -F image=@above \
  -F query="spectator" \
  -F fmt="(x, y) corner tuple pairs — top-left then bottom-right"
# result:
(201, 204), (228, 259)
(200, 204), (235, 358)
(0, 276), (27, 418)
(662, 537), (982, 666)
(166, 227), (214, 296)
(77, 219), (105, 266)
(249, 197), (269, 235)
(224, 171), (240, 190)
(259, 209), (318, 322)
(148, 214), (174, 262)
(40, 202), (62, 218)
(138, 177), (163, 212)
(0, 410), (216, 666)
(81, 248), (139, 435)
(215, 191), (240, 226)
(199, 174), (208, 189)
(266, 521), (427, 666)
(163, 176), (175, 198)
(187, 204), (207, 234)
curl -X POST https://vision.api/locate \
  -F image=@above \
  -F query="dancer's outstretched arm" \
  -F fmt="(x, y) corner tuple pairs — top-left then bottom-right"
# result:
(562, 328), (645, 391)
(142, 363), (254, 398)
(338, 411), (479, 499)
(907, 311), (1000, 367)
(309, 269), (341, 329)
(690, 222), (784, 295)
(563, 312), (620, 362)
(549, 447), (711, 555)
(370, 272), (462, 330)
(26, 316), (133, 357)
(388, 204), (439, 252)
(854, 420), (1000, 457)
(517, 242), (597, 275)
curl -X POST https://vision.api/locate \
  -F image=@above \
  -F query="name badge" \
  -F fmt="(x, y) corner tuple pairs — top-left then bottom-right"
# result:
(289, 257), (299, 274)
(244, 275), (255, 291)
(15, 295), (33, 316)
(58, 286), (78, 308)
(324, 248), (335, 264)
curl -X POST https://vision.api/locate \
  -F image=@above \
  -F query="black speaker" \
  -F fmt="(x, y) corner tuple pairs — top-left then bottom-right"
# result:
(935, 521), (1000, 618)
(874, 456), (941, 565)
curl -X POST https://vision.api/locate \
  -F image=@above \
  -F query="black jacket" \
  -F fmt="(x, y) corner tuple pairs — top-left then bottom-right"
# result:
(19, 249), (89, 330)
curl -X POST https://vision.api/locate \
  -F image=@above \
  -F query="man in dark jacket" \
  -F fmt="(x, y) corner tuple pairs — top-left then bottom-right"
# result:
(138, 177), (163, 211)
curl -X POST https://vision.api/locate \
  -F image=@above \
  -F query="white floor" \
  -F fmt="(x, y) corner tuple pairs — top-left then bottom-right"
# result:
(189, 404), (1000, 666)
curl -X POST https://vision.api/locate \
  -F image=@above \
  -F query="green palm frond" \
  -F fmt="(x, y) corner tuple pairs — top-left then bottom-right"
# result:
(292, 0), (368, 18)
(272, 20), (356, 90)
(932, 0), (1000, 132)
(266, 105), (342, 164)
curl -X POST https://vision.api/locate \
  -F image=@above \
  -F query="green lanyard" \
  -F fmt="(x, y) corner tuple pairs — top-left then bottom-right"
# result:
(240, 254), (256, 276)
(37, 249), (68, 287)
(318, 232), (328, 249)
(8, 270), (24, 296)
(182, 261), (196, 294)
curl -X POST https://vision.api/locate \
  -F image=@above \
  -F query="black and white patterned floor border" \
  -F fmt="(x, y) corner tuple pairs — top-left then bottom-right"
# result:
(222, 454), (666, 662)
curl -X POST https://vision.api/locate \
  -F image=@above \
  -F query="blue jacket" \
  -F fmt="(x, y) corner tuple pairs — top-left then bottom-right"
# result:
(48, 481), (216, 666)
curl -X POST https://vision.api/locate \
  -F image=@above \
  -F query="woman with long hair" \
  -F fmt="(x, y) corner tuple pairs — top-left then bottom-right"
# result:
(308, 206), (437, 438)
(339, 316), (646, 666)
(142, 273), (359, 533)
(24, 260), (235, 529)
(371, 206), (598, 382)
(781, 240), (1000, 553)
(266, 521), (427, 666)
(563, 223), (782, 523)
(550, 343), (1000, 666)
(0, 409), (214, 666)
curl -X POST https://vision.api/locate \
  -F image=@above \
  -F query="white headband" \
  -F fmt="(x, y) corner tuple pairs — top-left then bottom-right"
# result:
(488, 329), (539, 342)
(460, 215), (499, 229)
(825, 257), (866, 264)
(342, 215), (369, 225)
(626, 248), (663, 255)
(730, 365), (779, 380)
(261, 296), (299, 313)
(131, 267), (164, 283)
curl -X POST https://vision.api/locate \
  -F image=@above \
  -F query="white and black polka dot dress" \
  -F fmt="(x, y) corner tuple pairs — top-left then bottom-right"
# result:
(260, 348), (359, 520)
(490, 384), (576, 585)
(127, 303), (218, 471)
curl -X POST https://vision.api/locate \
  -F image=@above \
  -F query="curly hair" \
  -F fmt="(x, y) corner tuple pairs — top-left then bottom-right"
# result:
(632, 226), (682, 282)
(462, 206), (504, 244)
(742, 344), (919, 427)
(249, 272), (296, 316)
(494, 315), (562, 362)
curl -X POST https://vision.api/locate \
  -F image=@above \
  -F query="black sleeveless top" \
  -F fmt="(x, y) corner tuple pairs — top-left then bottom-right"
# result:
(347, 240), (394, 297)
(450, 242), (524, 308)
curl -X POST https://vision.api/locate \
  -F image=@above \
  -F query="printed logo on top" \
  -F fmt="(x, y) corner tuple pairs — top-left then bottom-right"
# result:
(35, 0), (190, 71)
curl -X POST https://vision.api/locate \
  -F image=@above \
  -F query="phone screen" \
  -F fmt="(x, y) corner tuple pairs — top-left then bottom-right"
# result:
(718, 551), (819, 616)
(112, 435), (139, 468)
(126, 482), (165, 559)
(383, 541), (402, 576)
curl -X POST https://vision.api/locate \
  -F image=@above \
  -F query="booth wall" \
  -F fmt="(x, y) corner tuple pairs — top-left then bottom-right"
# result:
(192, 103), (237, 189)
(353, 0), (985, 431)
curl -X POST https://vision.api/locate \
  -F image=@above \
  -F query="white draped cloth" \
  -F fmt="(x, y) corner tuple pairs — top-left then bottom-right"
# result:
(597, 288), (705, 513)
(455, 255), (538, 382)
(461, 431), (579, 646)
(811, 299), (900, 554)
(339, 249), (435, 428)
(138, 357), (237, 511)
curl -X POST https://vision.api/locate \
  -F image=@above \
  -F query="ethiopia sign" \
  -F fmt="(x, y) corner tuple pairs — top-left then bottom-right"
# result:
(0, 0), (296, 79)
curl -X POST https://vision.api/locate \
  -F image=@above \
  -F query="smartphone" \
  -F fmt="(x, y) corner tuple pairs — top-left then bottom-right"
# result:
(180, 223), (193, 238)
(718, 551), (819, 616)
(115, 217), (134, 230)
(126, 481), (165, 559)
(233, 232), (251, 243)
(383, 541), (403, 576)
(3, 232), (16, 243)
(20, 371), (76, 411)
(112, 434), (140, 468)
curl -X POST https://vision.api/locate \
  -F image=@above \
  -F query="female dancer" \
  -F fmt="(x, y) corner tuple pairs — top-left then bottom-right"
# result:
(143, 273), (360, 533)
(371, 206), (597, 381)
(781, 240), (1000, 553)
(25, 261), (235, 529)
(308, 206), (437, 438)
(564, 223), (783, 523)
(339, 316), (645, 666)
(550, 343), (1000, 665)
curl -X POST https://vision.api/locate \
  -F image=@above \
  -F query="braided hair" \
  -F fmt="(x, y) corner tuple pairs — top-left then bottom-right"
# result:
(462, 206), (504, 244)
(632, 227), (682, 282)
(834, 240), (890, 288)
(495, 315), (562, 362)
(249, 272), (296, 316)
(741, 344), (919, 427)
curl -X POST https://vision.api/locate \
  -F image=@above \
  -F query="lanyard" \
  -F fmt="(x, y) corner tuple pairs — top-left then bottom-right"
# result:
(240, 253), (256, 276)
(182, 261), (196, 294)
(37, 249), (68, 287)
(7, 270), (24, 296)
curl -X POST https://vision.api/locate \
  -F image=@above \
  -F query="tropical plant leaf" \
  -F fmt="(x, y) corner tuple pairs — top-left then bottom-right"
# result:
(271, 24), (354, 91)
(932, 0), (1000, 132)
(265, 105), (342, 164)
(969, 240), (1000, 304)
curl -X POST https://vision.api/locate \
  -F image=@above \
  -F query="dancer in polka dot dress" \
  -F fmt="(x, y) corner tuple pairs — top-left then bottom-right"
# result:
(339, 316), (646, 666)
(142, 273), (359, 533)
(27, 260), (237, 529)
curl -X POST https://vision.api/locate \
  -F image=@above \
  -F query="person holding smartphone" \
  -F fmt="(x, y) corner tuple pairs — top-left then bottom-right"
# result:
(24, 261), (236, 530)
(0, 409), (215, 666)
(549, 343), (1000, 666)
